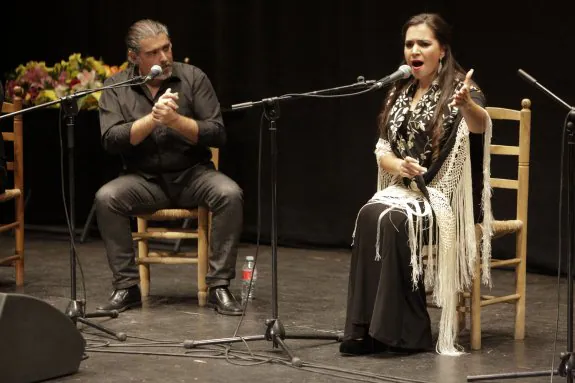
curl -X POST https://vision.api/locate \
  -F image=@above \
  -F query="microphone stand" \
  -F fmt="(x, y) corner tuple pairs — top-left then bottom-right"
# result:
(467, 71), (575, 382)
(183, 76), (387, 365)
(0, 75), (150, 341)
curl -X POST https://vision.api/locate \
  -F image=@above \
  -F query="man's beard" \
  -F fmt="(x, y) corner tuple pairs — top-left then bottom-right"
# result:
(155, 67), (173, 81)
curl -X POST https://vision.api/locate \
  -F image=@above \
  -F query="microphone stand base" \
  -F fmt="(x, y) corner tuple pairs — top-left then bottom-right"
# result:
(182, 317), (342, 367)
(65, 294), (127, 342)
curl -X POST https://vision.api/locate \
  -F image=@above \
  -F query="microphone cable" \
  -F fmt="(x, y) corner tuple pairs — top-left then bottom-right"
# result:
(82, 330), (431, 383)
(549, 111), (572, 382)
(57, 107), (88, 308)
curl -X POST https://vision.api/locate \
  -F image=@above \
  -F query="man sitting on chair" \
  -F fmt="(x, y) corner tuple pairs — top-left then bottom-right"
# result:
(95, 19), (244, 316)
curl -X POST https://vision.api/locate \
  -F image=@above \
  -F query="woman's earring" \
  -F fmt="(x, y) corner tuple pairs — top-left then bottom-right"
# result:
(437, 58), (443, 74)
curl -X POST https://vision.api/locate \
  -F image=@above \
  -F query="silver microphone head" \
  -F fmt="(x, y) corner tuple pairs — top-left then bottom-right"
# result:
(148, 65), (163, 79)
(374, 64), (413, 89)
(398, 64), (412, 79)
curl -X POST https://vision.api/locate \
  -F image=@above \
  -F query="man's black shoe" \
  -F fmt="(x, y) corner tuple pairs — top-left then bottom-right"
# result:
(207, 287), (243, 316)
(97, 285), (142, 313)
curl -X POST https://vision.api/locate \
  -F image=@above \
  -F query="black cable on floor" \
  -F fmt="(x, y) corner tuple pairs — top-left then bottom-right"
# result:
(82, 330), (430, 383)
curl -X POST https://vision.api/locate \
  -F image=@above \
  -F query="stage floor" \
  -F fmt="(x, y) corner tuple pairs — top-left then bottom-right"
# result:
(0, 232), (570, 382)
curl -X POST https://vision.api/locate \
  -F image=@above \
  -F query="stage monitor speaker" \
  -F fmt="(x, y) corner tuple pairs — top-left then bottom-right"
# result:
(0, 293), (86, 383)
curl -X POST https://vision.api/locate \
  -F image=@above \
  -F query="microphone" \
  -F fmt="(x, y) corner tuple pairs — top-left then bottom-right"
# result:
(404, 147), (430, 201)
(517, 69), (538, 85)
(518, 68), (573, 111)
(375, 65), (412, 89)
(143, 65), (163, 81)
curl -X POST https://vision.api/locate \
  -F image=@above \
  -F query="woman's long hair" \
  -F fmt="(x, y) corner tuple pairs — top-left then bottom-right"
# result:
(378, 13), (468, 159)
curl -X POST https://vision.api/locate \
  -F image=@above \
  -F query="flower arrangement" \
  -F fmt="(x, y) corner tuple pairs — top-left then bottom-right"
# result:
(4, 53), (128, 110)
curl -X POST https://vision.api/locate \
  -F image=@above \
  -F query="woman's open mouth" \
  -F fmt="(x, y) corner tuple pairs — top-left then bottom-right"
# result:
(411, 60), (424, 70)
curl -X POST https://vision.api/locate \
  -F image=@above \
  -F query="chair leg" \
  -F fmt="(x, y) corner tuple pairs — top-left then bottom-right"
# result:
(14, 193), (25, 286)
(137, 218), (151, 297)
(173, 218), (191, 253)
(515, 231), (527, 340)
(471, 250), (482, 350)
(457, 293), (466, 335)
(80, 200), (97, 244)
(197, 208), (208, 307)
(14, 220), (24, 286)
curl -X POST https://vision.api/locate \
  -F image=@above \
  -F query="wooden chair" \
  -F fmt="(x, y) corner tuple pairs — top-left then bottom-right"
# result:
(131, 148), (219, 306)
(461, 99), (532, 350)
(0, 87), (25, 285)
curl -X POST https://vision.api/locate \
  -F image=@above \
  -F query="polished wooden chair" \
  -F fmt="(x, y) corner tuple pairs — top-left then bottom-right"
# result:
(0, 87), (25, 285)
(460, 99), (532, 350)
(131, 148), (218, 306)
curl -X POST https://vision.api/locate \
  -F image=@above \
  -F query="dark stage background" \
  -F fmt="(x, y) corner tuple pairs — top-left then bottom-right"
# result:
(1, 1), (574, 275)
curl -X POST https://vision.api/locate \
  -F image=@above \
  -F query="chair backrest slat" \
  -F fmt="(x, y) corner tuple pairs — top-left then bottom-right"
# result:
(490, 144), (519, 156)
(486, 107), (521, 121)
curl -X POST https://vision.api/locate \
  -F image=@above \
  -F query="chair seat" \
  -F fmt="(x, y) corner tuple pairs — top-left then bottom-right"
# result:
(0, 188), (21, 203)
(137, 208), (199, 221)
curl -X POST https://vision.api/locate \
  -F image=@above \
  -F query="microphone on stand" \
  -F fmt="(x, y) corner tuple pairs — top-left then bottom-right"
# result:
(100, 65), (164, 91)
(517, 69), (538, 85)
(142, 65), (163, 82)
(374, 64), (412, 89)
(518, 68), (573, 111)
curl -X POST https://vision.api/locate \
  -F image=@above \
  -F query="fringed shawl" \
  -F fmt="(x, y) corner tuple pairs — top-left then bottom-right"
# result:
(355, 80), (493, 355)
